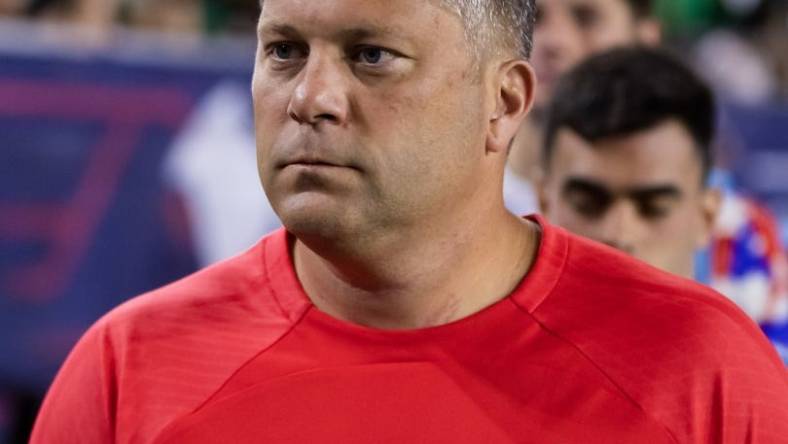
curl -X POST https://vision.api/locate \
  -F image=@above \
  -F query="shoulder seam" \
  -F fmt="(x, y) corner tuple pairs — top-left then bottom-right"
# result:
(169, 303), (312, 424)
(514, 301), (680, 444)
(511, 238), (679, 443)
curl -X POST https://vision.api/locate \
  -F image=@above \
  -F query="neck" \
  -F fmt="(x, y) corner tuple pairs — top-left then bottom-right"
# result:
(508, 117), (544, 184)
(293, 205), (540, 330)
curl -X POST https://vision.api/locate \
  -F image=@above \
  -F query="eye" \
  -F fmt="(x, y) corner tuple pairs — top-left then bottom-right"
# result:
(637, 200), (672, 220)
(566, 189), (612, 219)
(361, 47), (383, 64)
(353, 46), (396, 66)
(571, 5), (600, 28)
(269, 42), (307, 61)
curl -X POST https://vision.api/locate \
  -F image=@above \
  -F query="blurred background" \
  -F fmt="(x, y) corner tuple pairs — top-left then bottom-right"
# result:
(0, 0), (786, 442)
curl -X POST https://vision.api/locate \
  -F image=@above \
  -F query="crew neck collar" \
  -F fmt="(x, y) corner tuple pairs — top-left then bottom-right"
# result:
(263, 215), (569, 336)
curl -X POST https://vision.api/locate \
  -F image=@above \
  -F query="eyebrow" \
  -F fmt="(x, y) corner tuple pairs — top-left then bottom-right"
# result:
(628, 186), (682, 201)
(259, 21), (400, 42)
(563, 177), (682, 200)
(258, 23), (302, 39)
(563, 178), (613, 199)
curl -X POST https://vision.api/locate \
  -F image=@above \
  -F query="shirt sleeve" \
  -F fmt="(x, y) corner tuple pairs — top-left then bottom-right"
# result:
(654, 299), (788, 443)
(30, 320), (117, 443)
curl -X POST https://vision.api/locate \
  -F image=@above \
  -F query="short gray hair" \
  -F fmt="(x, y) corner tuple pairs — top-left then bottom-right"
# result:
(440, 0), (536, 60)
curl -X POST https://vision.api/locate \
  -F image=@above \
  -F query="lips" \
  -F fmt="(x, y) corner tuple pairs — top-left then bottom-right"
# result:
(284, 158), (342, 168)
(272, 133), (361, 171)
(277, 155), (359, 172)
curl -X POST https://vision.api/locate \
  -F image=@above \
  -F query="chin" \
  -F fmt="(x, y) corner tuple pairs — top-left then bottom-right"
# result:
(278, 200), (356, 241)
(284, 214), (344, 239)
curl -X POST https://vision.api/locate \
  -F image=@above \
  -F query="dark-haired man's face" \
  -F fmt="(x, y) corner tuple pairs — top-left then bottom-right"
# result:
(532, 0), (660, 108)
(541, 120), (719, 278)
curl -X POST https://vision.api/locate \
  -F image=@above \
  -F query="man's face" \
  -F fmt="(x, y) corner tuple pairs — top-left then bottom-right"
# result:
(532, 0), (653, 108)
(253, 0), (491, 242)
(542, 120), (718, 278)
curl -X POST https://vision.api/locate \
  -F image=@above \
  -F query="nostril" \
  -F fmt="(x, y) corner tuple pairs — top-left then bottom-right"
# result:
(288, 109), (303, 123)
(316, 113), (338, 122)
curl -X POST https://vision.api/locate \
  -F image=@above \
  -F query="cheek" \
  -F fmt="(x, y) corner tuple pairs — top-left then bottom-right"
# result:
(364, 76), (481, 158)
(549, 200), (596, 236)
(643, 208), (703, 254)
(253, 77), (292, 145)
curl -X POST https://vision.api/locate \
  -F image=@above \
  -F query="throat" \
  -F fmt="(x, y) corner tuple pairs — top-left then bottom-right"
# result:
(292, 216), (540, 331)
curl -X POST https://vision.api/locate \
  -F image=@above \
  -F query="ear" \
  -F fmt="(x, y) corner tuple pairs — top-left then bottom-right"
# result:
(636, 18), (662, 47)
(695, 186), (722, 249)
(486, 60), (536, 155)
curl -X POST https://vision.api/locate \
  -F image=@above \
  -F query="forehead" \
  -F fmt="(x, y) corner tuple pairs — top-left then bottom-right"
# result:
(549, 120), (704, 189)
(259, 0), (454, 35)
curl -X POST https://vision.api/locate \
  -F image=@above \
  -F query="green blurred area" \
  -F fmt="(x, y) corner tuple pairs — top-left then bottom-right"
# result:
(654, 0), (781, 36)
(202, 0), (259, 34)
(655, 0), (724, 35)
(198, 0), (778, 37)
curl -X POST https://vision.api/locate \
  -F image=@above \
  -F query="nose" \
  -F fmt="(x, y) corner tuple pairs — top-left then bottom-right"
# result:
(287, 53), (350, 127)
(597, 201), (644, 256)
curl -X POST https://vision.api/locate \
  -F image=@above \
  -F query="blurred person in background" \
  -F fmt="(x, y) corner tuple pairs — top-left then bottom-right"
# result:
(516, 0), (788, 360)
(504, 0), (661, 216)
(540, 47), (720, 280)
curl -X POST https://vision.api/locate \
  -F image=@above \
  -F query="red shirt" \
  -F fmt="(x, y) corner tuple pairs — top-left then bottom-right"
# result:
(31, 218), (788, 443)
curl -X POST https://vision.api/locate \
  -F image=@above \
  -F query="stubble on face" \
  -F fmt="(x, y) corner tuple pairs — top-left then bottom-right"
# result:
(253, 0), (493, 254)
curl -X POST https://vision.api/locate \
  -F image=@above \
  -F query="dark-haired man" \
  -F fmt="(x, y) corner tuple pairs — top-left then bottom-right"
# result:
(506, 0), (660, 214)
(540, 47), (719, 278)
(32, 1), (787, 443)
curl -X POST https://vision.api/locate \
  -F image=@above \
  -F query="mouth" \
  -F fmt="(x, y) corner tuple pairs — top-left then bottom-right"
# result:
(286, 160), (346, 168)
(279, 158), (361, 173)
(272, 136), (361, 172)
(276, 152), (357, 169)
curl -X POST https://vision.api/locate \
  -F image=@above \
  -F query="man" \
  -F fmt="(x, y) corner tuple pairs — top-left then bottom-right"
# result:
(522, 0), (788, 352)
(505, 0), (660, 215)
(32, 1), (788, 443)
(535, 38), (788, 363)
(540, 47), (719, 279)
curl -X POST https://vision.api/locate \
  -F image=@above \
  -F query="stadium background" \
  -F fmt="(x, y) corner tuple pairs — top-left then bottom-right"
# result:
(1, 0), (787, 442)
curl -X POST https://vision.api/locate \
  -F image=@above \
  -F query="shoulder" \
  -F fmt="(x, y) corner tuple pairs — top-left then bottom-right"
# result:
(33, 229), (313, 442)
(105, 236), (265, 330)
(561, 229), (766, 342)
(83, 228), (312, 373)
(67, 229), (309, 436)
(531, 225), (788, 441)
(537, 227), (779, 364)
(103, 228), (305, 333)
